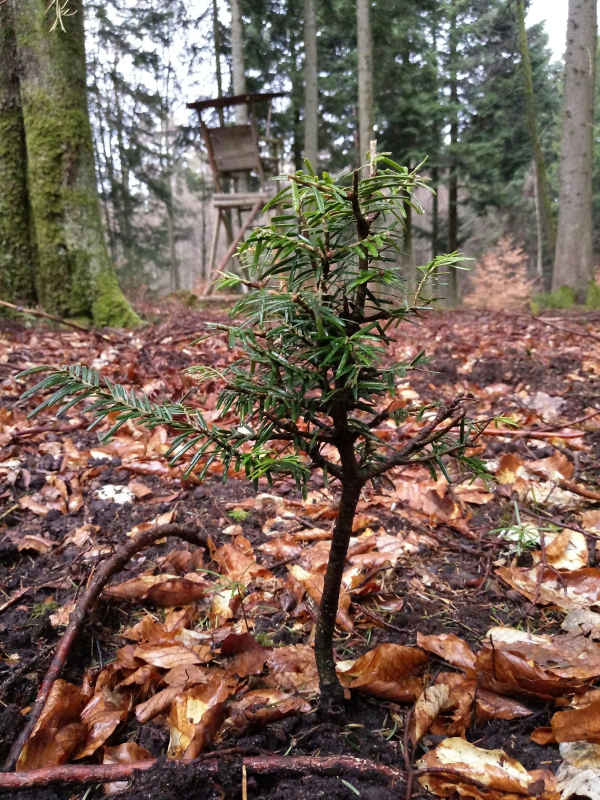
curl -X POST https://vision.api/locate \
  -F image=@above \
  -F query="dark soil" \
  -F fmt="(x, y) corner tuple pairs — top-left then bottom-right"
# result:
(0, 307), (596, 799)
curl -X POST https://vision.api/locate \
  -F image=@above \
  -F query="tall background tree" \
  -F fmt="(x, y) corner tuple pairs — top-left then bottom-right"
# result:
(303, 0), (319, 169)
(0, 0), (36, 307)
(4, 0), (140, 326)
(553, 0), (597, 297)
(356, 0), (373, 165)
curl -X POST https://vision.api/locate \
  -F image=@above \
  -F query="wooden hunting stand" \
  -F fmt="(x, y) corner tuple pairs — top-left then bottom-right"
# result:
(187, 92), (285, 294)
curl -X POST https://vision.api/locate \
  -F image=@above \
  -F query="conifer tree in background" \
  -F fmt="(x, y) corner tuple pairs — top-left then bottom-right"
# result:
(553, 0), (597, 298)
(1, 0), (139, 326)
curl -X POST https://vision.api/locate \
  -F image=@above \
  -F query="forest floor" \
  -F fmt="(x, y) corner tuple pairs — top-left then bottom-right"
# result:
(2, 303), (600, 800)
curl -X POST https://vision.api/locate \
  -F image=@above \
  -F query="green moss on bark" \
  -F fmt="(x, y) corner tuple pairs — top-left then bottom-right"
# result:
(0, 2), (36, 305)
(92, 270), (142, 327)
(13, 0), (140, 327)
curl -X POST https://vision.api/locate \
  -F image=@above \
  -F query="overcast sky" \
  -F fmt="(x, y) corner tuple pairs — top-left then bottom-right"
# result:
(527, 0), (568, 61)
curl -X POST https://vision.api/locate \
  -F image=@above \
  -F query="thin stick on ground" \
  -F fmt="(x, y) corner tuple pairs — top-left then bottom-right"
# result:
(0, 754), (405, 789)
(0, 299), (115, 342)
(4, 522), (207, 771)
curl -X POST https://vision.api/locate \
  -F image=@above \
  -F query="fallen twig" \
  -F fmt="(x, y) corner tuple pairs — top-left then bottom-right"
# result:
(3, 522), (207, 771)
(534, 315), (600, 343)
(0, 299), (114, 342)
(0, 754), (405, 789)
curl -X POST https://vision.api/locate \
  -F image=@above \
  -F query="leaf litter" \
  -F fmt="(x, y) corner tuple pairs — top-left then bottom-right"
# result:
(3, 307), (600, 798)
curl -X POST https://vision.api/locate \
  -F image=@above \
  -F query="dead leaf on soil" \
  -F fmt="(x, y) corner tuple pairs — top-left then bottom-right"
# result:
(74, 687), (132, 759)
(416, 736), (557, 799)
(477, 627), (600, 699)
(167, 677), (238, 759)
(411, 684), (451, 746)
(103, 742), (154, 795)
(133, 643), (211, 669)
(496, 565), (600, 610)
(226, 689), (311, 733)
(337, 643), (427, 701)
(287, 564), (353, 631)
(551, 700), (600, 743)
(530, 530), (588, 571)
(265, 644), (319, 695)
(104, 573), (208, 606)
(416, 632), (476, 673)
(17, 679), (88, 770)
(556, 741), (600, 800)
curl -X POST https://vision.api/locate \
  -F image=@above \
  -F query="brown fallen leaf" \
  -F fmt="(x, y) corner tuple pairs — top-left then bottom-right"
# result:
(103, 741), (154, 795)
(417, 737), (557, 799)
(210, 535), (273, 582)
(551, 699), (600, 743)
(17, 679), (88, 770)
(74, 687), (132, 759)
(337, 643), (427, 701)
(104, 574), (208, 606)
(221, 633), (269, 678)
(530, 530), (588, 571)
(287, 564), (353, 631)
(430, 673), (476, 737)
(417, 632), (476, 672)
(167, 677), (238, 759)
(226, 689), (311, 733)
(265, 645), (319, 695)
(475, 690), (534, 722)
(496, 565), (600, 610)
(477, 627), (600, 699)
(133, 643), (211, 669)
(411, 684), (451, 746)
(17, 534), (54, 554)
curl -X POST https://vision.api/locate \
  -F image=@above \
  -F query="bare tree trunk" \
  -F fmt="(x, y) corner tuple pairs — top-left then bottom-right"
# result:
(212, 0), (225, 126)
(447, 0), (459, 305)
(517, 0), (555, 289)
(303, 0), (318, 170)
(533, 161), (544, 277)
(230, 0), (247, 194)
(230, 0), (247, 124)
(553, 0), (597, 297)
(356, 0), (373, 166)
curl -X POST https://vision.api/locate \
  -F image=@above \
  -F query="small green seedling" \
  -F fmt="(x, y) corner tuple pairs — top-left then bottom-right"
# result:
(228, 508), (249, 523)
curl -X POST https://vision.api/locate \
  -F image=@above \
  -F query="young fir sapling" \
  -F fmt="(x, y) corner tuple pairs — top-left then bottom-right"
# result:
(20, 156), (487, 706)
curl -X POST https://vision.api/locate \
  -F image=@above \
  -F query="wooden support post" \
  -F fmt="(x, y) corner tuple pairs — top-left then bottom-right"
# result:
(204, 198), (263, 296)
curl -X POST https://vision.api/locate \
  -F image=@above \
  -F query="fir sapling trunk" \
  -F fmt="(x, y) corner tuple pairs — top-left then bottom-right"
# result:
(315, 477), (363, 701)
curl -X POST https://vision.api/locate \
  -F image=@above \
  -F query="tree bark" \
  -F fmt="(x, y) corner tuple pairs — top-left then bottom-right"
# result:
(356, 0), (373, 166)
(212, 0), (225, 126)
(315, 477), (362, 703)
(553, 0), (597, 296)
(230, 0), (247, 124)
(517, 0), (555, 288)
(11, 0), (140, 326)
(0, 0), (36, 306)
(303, 0), (318, 170)
(447, 0), (459, 305)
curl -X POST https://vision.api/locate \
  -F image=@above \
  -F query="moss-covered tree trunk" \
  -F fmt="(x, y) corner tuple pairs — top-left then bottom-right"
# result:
(0, 1), (36, 305)
(11, 0), (140, 327)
